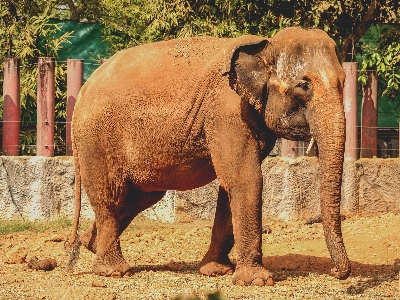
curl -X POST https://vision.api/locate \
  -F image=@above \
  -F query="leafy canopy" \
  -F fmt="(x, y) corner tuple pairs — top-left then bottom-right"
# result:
(0, 0), (399, 154)
(98, 0), (399, 96)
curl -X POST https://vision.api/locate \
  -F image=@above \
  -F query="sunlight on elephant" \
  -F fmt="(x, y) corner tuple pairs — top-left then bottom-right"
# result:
(66, 27), (350, 286)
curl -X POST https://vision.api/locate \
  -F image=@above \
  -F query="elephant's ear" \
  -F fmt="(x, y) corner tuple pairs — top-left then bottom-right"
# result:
(228, 39), (270, 112)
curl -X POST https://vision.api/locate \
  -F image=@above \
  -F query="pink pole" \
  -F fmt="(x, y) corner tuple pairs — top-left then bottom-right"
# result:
(343, 62), (358, 160)
(361, 69), (378, 158)
(37, 57), (55, 157)
(2, 58), (20, 156)
(66, 59), (84, 155)
(281, 139), (298, 159)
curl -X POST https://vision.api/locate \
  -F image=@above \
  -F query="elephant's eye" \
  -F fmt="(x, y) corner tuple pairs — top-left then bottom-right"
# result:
(296, 80), (309, 91)
(292, 77), (312, 103)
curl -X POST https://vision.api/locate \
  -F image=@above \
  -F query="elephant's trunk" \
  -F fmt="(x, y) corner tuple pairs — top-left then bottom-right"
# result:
(310, 79), (351, 280)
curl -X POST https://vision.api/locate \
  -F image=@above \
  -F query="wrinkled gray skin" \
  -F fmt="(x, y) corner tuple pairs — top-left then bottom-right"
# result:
(68, 27), (350, 286)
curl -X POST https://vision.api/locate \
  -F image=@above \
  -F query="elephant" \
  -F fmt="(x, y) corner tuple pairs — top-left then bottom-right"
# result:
(66, 27), (351, 286)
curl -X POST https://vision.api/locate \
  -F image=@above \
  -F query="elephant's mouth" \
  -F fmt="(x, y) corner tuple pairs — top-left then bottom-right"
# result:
(276, 117), (312, 141)
(276, 127), (312, 141)
(290, 130), (312, 141)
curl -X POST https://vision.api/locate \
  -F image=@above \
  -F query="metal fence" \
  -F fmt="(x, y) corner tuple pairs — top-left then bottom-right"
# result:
(1, 59), (399, 159)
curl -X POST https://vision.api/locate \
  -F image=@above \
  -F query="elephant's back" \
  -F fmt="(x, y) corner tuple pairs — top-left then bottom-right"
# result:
(72, 35), (267, 149)
(75, 35), (267, 109)
(80, 37), (223, 103)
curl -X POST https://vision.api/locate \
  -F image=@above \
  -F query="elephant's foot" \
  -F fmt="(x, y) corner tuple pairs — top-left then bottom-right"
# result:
(330, 265), (351, 280)
(232, 265), (274, 286)
(93, 261), (132, 278)
(93, 239), (132, 278)
(199, 252), (234, 276)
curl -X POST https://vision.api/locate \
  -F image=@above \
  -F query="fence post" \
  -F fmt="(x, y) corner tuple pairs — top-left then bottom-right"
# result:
(360, 69), (378, 158)
(2, 58), (20, 156)
(281, 139), (298, 159)
(66, 59), (84, 155)
(342, 62), (358, 160)
(37, 57), (55, 157)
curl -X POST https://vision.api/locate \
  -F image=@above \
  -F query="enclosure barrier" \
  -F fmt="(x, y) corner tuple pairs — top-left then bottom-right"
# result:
(37, 57), (55, 157)
(2, 58), (20, 156)
(66, 59), (84, 155)
(343, 62), (359, 161)
(361, 69), (378, 158)
(1, 58), (395, 158)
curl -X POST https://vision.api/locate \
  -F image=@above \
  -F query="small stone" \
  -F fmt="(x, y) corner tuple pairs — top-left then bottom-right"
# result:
(4, 247), (27, 264)
(92, 280), (107, 288)
(165, 260), (183, 271)
(262, 225), (272, 234)
(45, 235), (64, 242)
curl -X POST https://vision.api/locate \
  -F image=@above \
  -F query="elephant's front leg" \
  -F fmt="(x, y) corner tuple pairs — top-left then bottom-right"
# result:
(199, 186), (235, 276)
(229, 174), (274, 286)
(205, 98), (274, 286)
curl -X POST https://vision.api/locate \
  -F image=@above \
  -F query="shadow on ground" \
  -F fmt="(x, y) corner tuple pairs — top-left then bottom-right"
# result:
(263, 254), (400, 294)
(110, 253), (400, 295)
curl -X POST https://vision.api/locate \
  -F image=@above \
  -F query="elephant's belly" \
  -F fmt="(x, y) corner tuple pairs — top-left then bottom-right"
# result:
(131, 157), (217, 192)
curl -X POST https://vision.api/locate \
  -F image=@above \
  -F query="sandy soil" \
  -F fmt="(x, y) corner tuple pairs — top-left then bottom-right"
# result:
(1, 213), (399, 300)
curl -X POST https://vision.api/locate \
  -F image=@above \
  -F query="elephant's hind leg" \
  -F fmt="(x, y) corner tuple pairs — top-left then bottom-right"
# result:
(92, 188), (166, 277)
(93, 209), (132, 277)
(119, 189), (166, 233)
(80, 189), (166, 255)
(199, 186), (235, 276)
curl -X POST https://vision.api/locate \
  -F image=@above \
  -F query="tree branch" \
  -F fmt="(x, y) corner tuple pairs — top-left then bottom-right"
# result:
(66, 0), (80, 21)
(339, 1), (381, 63)
(338, 0), (346, 13)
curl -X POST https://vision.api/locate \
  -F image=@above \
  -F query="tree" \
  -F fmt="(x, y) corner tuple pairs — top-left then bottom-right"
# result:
(1, 0), (399, 154)
(0, 0), (73, 154)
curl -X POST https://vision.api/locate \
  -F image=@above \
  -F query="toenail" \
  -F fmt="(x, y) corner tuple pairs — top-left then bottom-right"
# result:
(251, 278), (265, 286)
(266, 277), (274, 286)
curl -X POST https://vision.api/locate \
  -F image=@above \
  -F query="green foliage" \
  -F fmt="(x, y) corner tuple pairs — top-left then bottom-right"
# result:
(99, 0), (291, 52)
(359, 26), (400, 99)
(1, 0), (400, 155)
(0, 216), (92, 235)
(99, 0), (399, 108)
(0, 0), (73, 155)
(0, 216), (72, 235)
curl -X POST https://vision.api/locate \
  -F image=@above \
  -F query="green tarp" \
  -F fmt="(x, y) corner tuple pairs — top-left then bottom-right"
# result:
(46, 19), (109, 81)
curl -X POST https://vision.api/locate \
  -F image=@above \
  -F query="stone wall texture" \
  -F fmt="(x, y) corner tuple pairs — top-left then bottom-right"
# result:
(0, 156), (399, 222)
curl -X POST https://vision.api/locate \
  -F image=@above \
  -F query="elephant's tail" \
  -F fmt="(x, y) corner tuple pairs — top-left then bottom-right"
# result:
(65, 151), (82, 271)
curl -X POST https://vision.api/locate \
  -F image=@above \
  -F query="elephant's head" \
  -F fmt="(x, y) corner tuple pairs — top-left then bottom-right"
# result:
(229, 27), (350, 279)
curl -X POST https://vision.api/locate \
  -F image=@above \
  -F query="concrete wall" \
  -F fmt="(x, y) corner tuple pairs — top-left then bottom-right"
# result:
(0, 156), (399, 222)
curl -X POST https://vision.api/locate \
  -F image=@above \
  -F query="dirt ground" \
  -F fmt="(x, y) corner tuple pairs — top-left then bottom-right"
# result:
(0, 213), (399, 300)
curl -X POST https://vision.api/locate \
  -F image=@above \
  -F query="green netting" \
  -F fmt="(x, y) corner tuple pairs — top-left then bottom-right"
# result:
(46, 19), (110, 81)
(357, 24), (400, 127)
